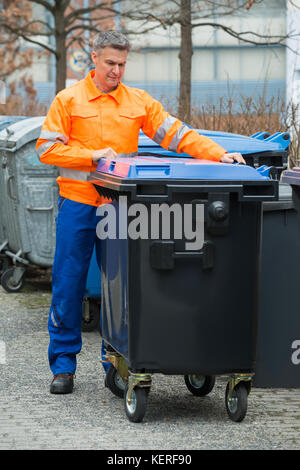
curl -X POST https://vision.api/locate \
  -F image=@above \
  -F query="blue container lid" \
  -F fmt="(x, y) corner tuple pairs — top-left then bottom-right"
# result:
(138, 129), (290, 156)
(281, 167), (300, 185)
(96, 155), (269, 181)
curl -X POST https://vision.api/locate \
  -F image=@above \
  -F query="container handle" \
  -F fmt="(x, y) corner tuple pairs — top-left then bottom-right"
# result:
(6, 175), (17, 201)
(26, 205), (54, 211)
(150, 240), (214, 270)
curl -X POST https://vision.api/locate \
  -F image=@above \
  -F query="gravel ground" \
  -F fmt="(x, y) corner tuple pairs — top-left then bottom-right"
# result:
(0, 280), (299, 451)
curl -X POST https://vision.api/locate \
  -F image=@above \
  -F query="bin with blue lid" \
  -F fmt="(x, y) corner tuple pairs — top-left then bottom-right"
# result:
(89, 155), (278, 423)
(250, 167), (300, 388)
(138, 129), (290, 179)
(282, 167), (300, 216)
(81, 248), (101, 332)
(252, 181), (300, 388)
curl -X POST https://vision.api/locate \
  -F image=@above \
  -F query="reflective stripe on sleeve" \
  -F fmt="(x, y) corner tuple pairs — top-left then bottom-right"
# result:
(168, 125), (191, 152)
(58, 152), (138, 181)
(37, 130), (69, 159)
(152, 116), (177, 145)
(39, 130), (69, 144)
(37, 141), (56, 157)
(59, 167), (90, 181)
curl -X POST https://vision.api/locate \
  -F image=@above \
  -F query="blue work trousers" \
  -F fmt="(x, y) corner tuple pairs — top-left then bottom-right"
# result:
(48, 196), (107, 375)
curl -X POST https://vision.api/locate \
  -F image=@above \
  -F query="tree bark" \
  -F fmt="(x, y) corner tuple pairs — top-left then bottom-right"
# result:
(54, 1), (67, 94)
(178, 0), (192, 123)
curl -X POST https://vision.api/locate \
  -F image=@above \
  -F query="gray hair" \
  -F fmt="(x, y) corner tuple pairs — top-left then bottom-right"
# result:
(93, 30), (131, 53)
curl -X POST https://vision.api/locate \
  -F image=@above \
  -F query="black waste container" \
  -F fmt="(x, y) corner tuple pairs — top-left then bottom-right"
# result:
(89, 156), (278, 423)
(282, 167), (300, 218)
(253, 183), (300, 388)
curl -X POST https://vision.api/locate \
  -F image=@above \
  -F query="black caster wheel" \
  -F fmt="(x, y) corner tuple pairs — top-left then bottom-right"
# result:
(225, 382), (248, 422)
(184, 374), (215, 396)
(124, 384), (148, 423)
(105, 365), (126, 398)
(1, 268), (25, 293)
(81, 298), (101, 332)
(0, 256), (9, 276)
(244, 380), (252, 395)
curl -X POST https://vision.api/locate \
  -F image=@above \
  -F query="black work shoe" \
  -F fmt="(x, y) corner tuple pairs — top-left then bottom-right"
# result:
(50, 373), (74, 394)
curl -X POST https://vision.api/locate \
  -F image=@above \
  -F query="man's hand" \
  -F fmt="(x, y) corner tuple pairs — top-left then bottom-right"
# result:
(92, 147), (118, 162)
(220, 152), (246, 165)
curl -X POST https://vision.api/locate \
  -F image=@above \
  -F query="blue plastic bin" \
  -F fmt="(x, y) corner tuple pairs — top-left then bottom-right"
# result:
(282, 167), (300, 217)
(84, 127), (289, 332)
(138, 129), (290, 179)
(253, 182), (300, 388)
(85, 248), (101, 299)
(81, 248), (101, 332)
(89, 155), (278, 423)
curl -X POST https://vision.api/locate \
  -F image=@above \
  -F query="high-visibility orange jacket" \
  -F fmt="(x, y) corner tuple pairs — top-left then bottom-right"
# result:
(36, 70), (226, 206)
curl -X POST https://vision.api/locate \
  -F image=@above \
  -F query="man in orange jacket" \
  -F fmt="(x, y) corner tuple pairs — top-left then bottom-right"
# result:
(36, 30), (245, 394)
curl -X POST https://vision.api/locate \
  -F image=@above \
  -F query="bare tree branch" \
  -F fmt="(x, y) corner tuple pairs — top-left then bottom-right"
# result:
(2, 23), (57, 54)
(191, 21), (288, 45)
(64, 0), (119, 25)
(26, 0), (55, 13)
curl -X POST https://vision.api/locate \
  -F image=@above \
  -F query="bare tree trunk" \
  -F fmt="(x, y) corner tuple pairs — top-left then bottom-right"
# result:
(178, 0), (192, 122)
(54, 3), (67, 94)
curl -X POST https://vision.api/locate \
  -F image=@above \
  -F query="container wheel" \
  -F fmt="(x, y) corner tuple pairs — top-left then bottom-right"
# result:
(225, 382), (248, 422)
(0, 256), (9, 276)
(244, 380), (252, 395)
(184, 374), (215, 396)
(81, 298), (101, 332)
(1, 268), (25, 293)
(124, 384), (148, 423)
(105, 364), (126, 398)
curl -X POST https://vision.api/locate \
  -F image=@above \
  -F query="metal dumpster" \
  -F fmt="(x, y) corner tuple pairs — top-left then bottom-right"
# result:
(0, 115), (27, 131)
(0, 116), (102, 333)
(0, 116), (58, 291)
(0, 116), (29, 274)
(89, 155), (278, 423)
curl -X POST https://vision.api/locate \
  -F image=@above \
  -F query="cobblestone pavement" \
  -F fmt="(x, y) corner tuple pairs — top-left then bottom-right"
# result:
(0, 281), (299, 451)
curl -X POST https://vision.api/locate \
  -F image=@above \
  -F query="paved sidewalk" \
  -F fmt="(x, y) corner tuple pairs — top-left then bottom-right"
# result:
(0, 282), (299, 450)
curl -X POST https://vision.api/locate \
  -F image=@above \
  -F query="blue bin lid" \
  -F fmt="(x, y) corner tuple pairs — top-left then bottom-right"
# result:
(281, 167), (300, 185)
(138, 129), (290, 156)
(96, 155), (270, 181)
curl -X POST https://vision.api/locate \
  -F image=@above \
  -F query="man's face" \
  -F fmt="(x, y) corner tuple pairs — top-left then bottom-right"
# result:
(91, 46), (128, 92)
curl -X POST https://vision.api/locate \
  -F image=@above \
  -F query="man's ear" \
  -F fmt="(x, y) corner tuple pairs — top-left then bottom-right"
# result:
(91, 51), (97, 65)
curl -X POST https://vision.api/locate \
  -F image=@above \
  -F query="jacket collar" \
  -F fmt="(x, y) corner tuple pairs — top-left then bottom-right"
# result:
(84, 70), (122, 104)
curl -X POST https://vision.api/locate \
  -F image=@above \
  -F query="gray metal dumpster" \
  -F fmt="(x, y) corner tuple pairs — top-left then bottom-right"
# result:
(0, 116), (29, 274)
(0, 116), (101, 332)
(0, 117), (59, 291)
(0, 116), (27, 131)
